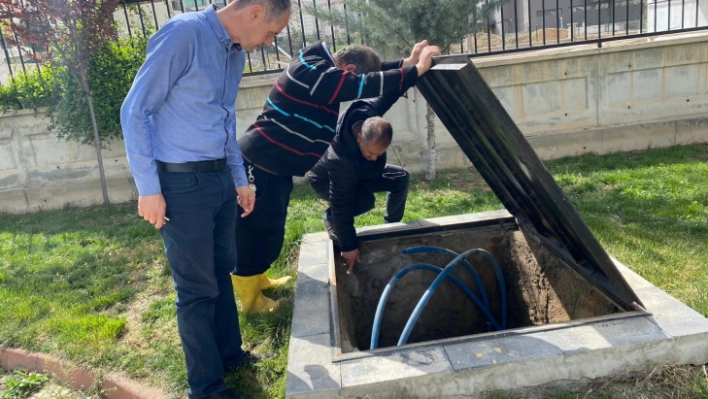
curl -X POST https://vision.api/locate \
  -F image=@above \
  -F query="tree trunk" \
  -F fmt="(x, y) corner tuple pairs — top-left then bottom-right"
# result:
(424, 102), (436, 181)
(81, 73), (110, 205)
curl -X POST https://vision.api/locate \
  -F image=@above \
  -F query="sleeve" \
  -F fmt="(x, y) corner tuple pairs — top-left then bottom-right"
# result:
(306, 63), (418, 105)
(361, 76), (416, 117)
(120, 21), (193, 196)
(226, 120), (248, 188)
(327, 155), (361, 252)
(381, 59), (404, 71)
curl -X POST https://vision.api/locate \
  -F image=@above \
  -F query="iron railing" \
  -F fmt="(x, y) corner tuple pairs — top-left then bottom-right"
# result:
(1, 0), (707, 83)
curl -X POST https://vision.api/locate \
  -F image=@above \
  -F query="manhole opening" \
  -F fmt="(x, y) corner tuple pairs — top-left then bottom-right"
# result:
(333, 222), (622, 353)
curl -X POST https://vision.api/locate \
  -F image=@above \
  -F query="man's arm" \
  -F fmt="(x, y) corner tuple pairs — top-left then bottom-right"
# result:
(362, 45), (442, 117)
(120, 21), (193, 227)
(306, 45), (438, 106)
(380, 40), (429, 71)
(327, 155), (361, 254)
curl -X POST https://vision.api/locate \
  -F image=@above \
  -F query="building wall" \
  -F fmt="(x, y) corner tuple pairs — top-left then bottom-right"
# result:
(1, 31), (707, 213)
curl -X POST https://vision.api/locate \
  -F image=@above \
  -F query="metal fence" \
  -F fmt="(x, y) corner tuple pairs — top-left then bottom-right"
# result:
(2, 0), (708, 84)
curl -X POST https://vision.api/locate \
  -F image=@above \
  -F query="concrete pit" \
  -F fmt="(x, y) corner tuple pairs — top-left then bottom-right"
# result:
(333, 224), (619, 353)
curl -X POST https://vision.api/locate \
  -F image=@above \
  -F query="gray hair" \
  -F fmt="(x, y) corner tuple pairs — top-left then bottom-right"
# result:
(360, 117), (392, 146)
(333, 45), (381, 75)
(232, 0), (292, 21)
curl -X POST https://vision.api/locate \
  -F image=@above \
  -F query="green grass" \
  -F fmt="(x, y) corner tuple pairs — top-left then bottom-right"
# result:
(1, 144), (707, 398)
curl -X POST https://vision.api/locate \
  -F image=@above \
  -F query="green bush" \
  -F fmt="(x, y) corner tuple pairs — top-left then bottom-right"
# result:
(47, 37), (148, 145)
(0, 37), (147, 145)
(0, 65), (55, 112)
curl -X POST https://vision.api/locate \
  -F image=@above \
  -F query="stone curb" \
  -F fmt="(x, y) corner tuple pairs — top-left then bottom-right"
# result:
(0, 348), (165, 399)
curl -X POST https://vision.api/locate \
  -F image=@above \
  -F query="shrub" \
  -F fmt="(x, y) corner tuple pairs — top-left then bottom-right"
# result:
(47, 37), (148, 145)
(0, 65), (55, 112)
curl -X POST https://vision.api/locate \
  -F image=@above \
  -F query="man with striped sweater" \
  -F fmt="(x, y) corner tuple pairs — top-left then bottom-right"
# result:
(232, 40), (437, 313)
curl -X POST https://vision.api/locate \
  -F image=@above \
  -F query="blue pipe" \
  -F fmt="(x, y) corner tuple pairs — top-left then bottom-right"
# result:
(401, 246), (491, 312)
(397, 248), (506, 346)
(370, 263), (499, 349)
(403, 245), (507, 330)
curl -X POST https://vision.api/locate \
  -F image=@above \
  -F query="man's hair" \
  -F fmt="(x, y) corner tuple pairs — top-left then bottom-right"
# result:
(360, 117), (392, 147)
(232, 0), (292, 21)
(333, 46), (381, 75)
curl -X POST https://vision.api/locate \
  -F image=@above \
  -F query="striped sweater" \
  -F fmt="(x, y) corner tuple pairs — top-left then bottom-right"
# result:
(238, 41), (418, 177)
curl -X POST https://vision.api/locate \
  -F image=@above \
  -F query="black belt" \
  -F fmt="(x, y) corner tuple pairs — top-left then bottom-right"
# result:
(156, 158), (227, 173)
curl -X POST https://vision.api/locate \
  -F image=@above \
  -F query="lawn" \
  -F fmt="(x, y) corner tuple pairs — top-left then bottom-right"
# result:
(1, 144), (707, 399)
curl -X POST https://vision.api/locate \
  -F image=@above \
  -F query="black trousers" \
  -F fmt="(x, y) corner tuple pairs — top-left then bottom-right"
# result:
(158, 166), (244, 398)
(233, 160), (293, 277)
(314, 164), (410, 222)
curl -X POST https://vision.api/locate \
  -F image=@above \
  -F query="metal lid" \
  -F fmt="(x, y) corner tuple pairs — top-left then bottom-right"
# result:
(417, 56), (644, 311)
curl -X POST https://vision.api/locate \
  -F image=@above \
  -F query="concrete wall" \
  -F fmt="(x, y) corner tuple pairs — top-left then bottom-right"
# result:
(1, 31), (707, 213)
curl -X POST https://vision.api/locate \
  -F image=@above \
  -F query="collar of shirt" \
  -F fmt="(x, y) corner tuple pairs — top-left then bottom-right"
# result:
(206, 4), (242, 51)
(321, 41), (335, 64)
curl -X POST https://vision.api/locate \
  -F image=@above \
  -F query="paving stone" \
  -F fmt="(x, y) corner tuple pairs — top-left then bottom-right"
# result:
(637, 285), (708, 337)
(340, 347), (452, 387)
(527, 325), (614, 355)
(443, 339), (509, 370)
(491, 334), (564, 362)
(287, 333), (341, 396)
(295, 262), (330, 297)
(586, 316), (671, 347)
(291, 292), (330, 338)
(302, 232), (329, 244)
(418, 210), (513, 227)
(298, 237), (331, 268)
(357, 220), (421, 234)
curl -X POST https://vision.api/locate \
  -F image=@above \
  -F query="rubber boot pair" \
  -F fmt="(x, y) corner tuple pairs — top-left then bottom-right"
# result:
(231, 273), (292, 314)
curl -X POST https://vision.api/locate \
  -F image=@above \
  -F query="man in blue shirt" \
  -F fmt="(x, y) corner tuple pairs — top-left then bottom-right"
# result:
(120, 1), (291, 398)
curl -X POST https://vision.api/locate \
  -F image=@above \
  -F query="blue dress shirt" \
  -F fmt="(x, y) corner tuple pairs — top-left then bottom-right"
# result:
(121, 5), (248, 196)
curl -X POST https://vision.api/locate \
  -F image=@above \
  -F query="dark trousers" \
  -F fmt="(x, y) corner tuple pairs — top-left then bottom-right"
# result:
(159, 166), (245, 399)
(314, 164), (410, 222)
(234, 160), (294, 277)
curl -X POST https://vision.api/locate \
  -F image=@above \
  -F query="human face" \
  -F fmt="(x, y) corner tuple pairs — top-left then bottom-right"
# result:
(357, 135), (388, 162)
(243, 9), (290, 52)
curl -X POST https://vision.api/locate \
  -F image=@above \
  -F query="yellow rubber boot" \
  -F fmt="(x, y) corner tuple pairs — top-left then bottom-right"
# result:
(231, 274), (282, 313)
(260, 273), (292, 290)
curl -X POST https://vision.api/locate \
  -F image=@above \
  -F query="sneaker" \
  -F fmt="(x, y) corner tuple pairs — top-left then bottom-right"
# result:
(322, 209), (338, 243)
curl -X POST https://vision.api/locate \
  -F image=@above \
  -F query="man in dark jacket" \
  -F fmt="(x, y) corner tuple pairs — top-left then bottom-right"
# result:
(308, 45), (440, 274)
(232, 39), (438, 312)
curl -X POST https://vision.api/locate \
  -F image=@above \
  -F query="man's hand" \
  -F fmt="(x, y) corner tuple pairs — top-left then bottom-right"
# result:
(236, 185), (255, 217)
(415, 45), (442, 76)
(138, 194), (167, 229)
(402, 40), (428, 67)
(341, 249), (360, 275)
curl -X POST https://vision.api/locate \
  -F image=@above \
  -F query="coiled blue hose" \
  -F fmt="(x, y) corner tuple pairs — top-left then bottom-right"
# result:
(397, 248), (507, 346)
(369, 246), (508, 349)
(370, 263), (500, 350)
(401, 246), (491, 313)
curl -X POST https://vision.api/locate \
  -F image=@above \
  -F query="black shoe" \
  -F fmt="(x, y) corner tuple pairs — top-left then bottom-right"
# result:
(199, 388), (253, 399)
(225, 350), (273, 373)
(240, 350), (273, 366)
(322, 209), (338, 242)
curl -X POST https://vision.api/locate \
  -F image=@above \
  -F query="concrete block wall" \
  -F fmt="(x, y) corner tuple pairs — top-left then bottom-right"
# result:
(1, 31), (707, 213)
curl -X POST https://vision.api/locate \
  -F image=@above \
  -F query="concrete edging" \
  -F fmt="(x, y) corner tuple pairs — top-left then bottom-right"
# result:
(0, 348), (165, 399)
